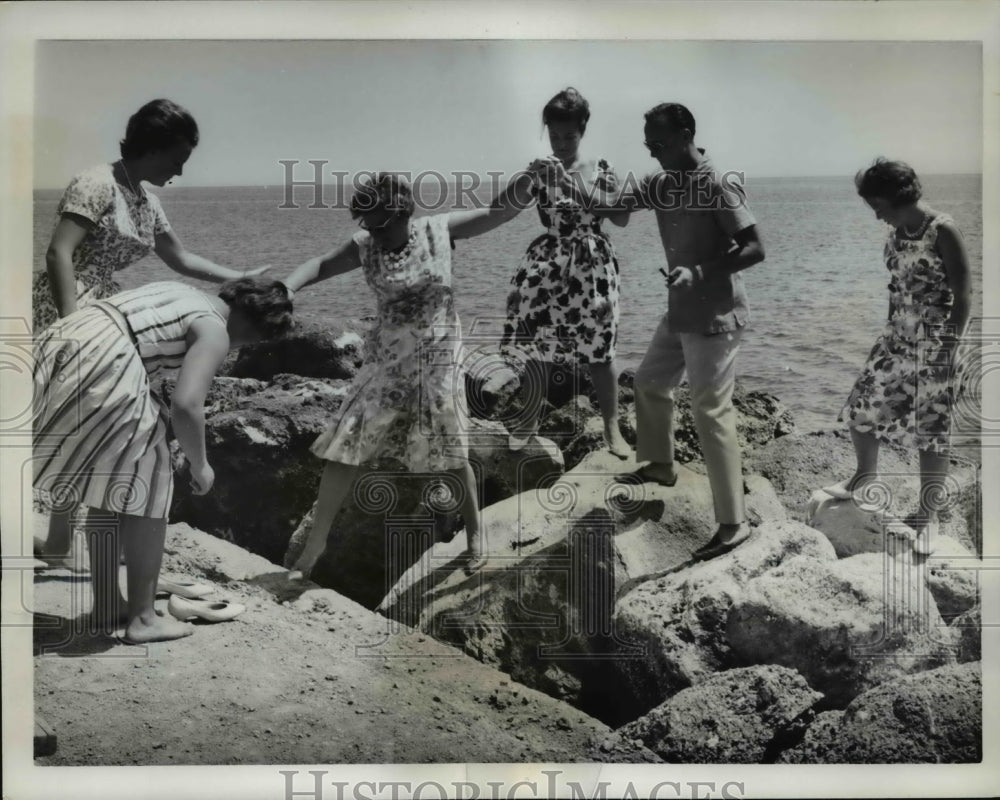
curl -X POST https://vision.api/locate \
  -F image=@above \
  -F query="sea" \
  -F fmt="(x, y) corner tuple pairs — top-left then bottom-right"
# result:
(32, 174), (983, 433)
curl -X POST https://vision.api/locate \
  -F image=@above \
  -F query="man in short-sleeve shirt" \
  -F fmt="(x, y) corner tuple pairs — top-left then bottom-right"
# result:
(629, 103), (765, 560)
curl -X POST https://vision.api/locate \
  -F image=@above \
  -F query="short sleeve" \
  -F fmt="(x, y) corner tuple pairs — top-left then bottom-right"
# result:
(711, 173), (756, 237)
(351, 229), (372, 266)
(145, 192), (172, 235)
(57, 167), (114, 225)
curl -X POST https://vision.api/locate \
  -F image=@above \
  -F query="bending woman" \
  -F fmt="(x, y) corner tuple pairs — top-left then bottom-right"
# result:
(33, 279), (293, 642)
(34, 98), (267, 563)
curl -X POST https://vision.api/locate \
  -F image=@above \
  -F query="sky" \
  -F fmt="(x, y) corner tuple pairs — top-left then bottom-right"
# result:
(33, 38), (983, 188)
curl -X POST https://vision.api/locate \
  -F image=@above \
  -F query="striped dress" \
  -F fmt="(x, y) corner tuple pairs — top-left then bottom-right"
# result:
(33, 282), (227, 519)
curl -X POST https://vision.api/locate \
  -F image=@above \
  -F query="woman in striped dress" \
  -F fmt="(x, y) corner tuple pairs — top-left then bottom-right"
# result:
(33, 278), (292, 643)
(34, 99), (268, 566)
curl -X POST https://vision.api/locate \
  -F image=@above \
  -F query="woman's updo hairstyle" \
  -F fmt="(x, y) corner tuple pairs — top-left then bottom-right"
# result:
(855, 157), (923, 207)
(219, 278), (294, 340)
(349, 173), (416, 220)
(120, 99), (199, 160)
(542, 87), (591, 134)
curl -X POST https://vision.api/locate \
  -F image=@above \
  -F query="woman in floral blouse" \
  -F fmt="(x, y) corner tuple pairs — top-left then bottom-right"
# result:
(34, 98), (267, 565)
(282, 170), (547, 577)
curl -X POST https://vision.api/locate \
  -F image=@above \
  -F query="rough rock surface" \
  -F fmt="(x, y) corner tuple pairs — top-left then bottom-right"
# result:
(727, 553), (957, 707)
(777, 662), (981, 763)
(224, 319), (365, 381)
(622, 665), (822, 763)
(31, 517), (659, 766)
(377, 449), (794, 725)
(951, 605), (981, 663)
(611, 519), (836, 720)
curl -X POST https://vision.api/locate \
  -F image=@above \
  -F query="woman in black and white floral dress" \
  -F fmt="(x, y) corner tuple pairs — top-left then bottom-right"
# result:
(499, 88), (631, 457)
(826, 159), (972, 556)
(33, 99), (267, 565)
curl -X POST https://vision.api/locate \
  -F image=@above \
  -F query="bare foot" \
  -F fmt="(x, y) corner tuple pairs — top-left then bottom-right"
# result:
(124, 614), (194, 644)
(464, 530), (486, 574)
(635, 462), (678, 487)
(604, 425), (632, 460)
(89, 597), (131, 632)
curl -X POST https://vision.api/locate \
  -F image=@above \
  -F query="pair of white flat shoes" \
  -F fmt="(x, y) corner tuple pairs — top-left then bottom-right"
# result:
(157, 577), (245, 623)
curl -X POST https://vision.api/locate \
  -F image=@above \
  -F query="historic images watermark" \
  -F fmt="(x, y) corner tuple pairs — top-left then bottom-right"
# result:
(279, 769), (747, 800)
(275, 161), (750, 213)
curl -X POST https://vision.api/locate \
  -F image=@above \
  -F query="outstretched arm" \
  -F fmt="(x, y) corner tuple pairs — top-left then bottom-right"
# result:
(155, 229), (270, 281)
(172, 316), (231, 495)
(282, 238), (363, 294)
(448, 165), (539, 240)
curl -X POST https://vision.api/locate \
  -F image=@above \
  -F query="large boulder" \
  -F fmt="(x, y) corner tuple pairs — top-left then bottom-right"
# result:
(621, 665), (822, 763)
(923, 533), (981, 621)
(223, 319), (365, 381)
(610, 519), (836, 720)
(726, 553), (958, 707)
(282, 425), (565, 610)
(170, 374), (352, 563)
(777, 662), (981, 763)
(377, 448), (792, 726)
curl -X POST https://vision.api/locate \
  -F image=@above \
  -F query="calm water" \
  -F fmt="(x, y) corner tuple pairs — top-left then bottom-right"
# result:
(32, 175), (983, 432)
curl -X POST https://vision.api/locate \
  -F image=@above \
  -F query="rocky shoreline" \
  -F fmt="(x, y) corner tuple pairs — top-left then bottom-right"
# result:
(35, 320), (983, 765)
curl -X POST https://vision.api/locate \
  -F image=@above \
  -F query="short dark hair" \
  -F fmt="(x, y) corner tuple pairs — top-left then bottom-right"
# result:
(349, 173), (415, 219)
(542, 87), (591, 134)
(854, 157), (922, 206)
(644, 103), (696, 137)
(219, 278), (294, 340)
(119, 99), (199, 160)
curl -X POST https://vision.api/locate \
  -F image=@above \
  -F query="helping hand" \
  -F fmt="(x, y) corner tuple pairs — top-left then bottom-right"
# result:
(190, 462), (215, 495)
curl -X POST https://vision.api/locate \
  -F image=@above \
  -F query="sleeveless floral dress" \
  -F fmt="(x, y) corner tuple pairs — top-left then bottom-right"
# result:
(840, 212), (964, 453)
(500, 158), (621, 365)
(310, 213), (469, 471)
(32, 163), (172, 332)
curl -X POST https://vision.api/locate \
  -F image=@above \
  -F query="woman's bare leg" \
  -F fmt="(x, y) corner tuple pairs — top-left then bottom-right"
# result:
(589, 360), (630, 458)
(119, 513), (192, 643)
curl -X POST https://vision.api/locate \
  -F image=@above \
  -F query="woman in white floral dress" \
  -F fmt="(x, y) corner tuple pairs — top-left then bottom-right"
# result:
(499, 88), (631, 458)
(34, 99), (268, 565)
(282, 172), (542, 576)
(827, 159), (972, 555)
